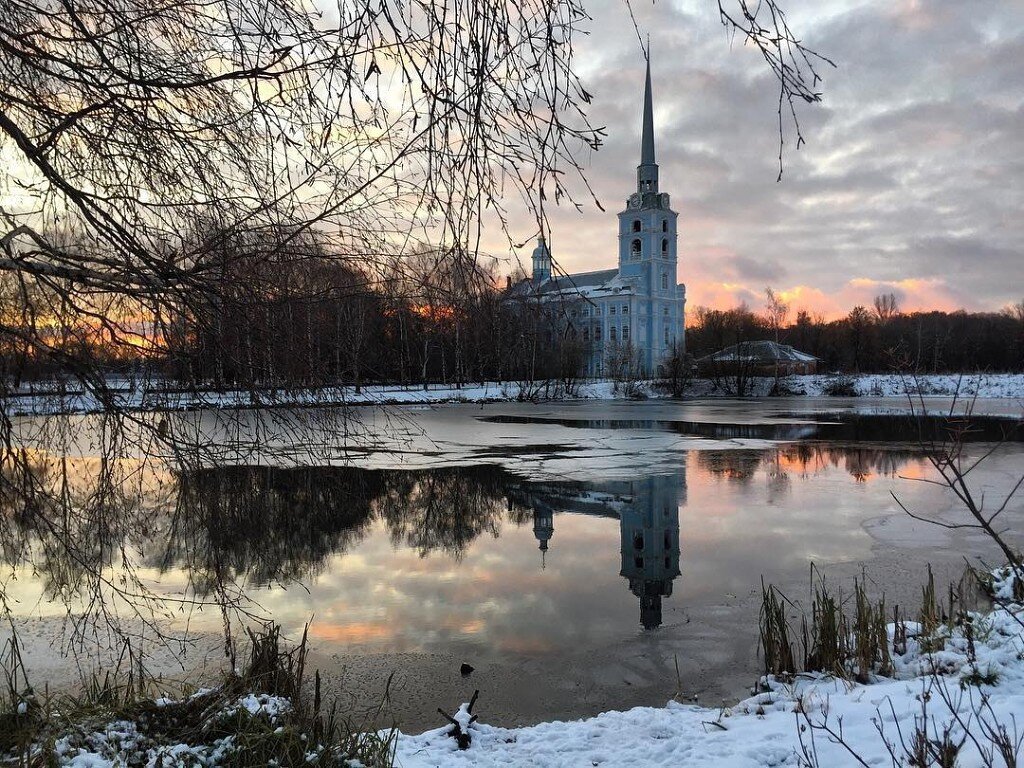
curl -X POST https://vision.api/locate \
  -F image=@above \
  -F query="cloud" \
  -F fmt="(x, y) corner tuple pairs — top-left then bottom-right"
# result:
(480, 0), (1024, 319)
(686, 275), (968, 321)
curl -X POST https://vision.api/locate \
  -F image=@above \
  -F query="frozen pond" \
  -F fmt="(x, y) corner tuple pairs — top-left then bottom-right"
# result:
(4, 397), (1024, 729)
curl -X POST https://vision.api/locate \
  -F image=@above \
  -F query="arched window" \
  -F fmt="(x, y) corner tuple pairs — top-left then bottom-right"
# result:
(630, 239), (641, 259)
(661, 238), (668, 255)
(662, 220), (668, 232)
(631, 219), (641, 232)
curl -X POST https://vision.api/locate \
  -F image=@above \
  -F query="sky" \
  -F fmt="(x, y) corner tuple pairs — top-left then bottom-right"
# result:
(493, 0), (1024, 319)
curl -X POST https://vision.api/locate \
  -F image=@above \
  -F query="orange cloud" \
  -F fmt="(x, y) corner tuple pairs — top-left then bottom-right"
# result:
(686, 276), (968, 321)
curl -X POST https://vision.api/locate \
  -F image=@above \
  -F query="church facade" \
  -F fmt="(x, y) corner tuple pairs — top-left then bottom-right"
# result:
(513, 60), (686, 377)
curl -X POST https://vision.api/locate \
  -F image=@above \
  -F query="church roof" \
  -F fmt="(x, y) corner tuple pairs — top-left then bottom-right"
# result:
(507, 267), (625, 300)
(540, 268), (619, 293)
(699, 341), (818, 364)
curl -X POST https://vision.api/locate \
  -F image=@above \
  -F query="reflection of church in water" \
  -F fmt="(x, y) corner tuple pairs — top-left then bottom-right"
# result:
(515, 471), (682, 630)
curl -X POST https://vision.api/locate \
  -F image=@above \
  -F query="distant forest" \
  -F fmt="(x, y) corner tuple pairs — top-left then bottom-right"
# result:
(4, 231), (1022, 387)
(686, 296), (1024, 375)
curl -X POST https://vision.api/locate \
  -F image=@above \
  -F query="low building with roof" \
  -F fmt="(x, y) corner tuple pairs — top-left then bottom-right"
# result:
(697, 340), (819, 376)
(506, 58), (686, 378)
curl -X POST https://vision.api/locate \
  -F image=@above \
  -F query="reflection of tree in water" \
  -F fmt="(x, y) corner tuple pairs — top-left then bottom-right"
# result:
(4, 455), (690, 632)
(164, 465), (536, 594)
(0, 453), (161, 605)
(696, 451), (764, 484)
(166, 466), (383, 592)
(697, 445), (922, 489)
(377, 466), (528, 559)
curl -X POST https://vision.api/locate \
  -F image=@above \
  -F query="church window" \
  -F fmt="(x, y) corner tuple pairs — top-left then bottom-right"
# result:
(609, 305), (616, 316)
(661, 238), (668, 255)
(630, 239), (641, 259)
(634, 556), (644, 568)
(664, 531), (672, 549)
(595, 326), (602, 341)
(609, 327), (617, 342)
(661, 273), (668, 290)
(621, 304), (629, 314)
(665, 326), (670, 345)
(631, 219), (641, 232)
(662, 220), (668, 232)
(623, 325), (630, 341)
(633, 533), (644, 550)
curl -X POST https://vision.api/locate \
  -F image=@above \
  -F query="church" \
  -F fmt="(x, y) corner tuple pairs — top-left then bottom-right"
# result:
(511, 59), (687, 378)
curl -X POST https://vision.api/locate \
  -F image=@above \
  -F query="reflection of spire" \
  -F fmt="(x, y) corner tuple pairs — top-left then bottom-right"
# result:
(619, 474), (681, 630)
(533, 506), (554, 571)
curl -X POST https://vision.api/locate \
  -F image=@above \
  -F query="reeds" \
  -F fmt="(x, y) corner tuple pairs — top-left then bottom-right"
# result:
(758, 566), (972, 681)
(759, 581), (797, 677)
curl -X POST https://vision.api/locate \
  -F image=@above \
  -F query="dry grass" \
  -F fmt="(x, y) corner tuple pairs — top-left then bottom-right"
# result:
(759, 566), (976, 682)
(0, 622), (396, 767)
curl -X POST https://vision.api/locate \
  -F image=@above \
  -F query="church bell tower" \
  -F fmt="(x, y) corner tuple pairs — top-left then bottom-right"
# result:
(618, 56), (678, 280)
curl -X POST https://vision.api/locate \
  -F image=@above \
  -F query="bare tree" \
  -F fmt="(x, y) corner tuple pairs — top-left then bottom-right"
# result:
(873, 293), (901, 323)
(0, 0), (833, 665)
(716, 1), (835, 180)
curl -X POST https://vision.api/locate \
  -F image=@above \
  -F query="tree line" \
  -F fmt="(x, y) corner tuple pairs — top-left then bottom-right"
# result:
(687, 293), (1024, 374)
(7, 257), (1023, 389)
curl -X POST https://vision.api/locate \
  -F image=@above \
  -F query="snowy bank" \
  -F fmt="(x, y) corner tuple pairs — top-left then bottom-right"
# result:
(4, 373), (1024, 416)
(36, 573), (1024, 767)
(686, 372), (1024, 400)
(393, 598), (1024, 767)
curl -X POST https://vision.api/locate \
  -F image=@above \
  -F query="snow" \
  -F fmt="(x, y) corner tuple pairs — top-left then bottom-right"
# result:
(39, 586), (1024, 766)
(687, 372), (1024, 400)
(5, 373), (1023, 416)
(229, 692), (292, 721)
(392, 600), (1024, 767)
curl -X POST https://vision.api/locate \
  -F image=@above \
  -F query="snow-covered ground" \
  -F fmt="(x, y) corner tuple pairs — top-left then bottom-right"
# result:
(394, 601), (1024, 767)
(686, 372), (1024, 400)
(37, 570), (1024, 767)
(4, 373), (1024, 416)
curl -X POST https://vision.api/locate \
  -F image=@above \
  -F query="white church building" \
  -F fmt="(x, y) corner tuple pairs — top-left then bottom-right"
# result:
(511, 59), (686, 377)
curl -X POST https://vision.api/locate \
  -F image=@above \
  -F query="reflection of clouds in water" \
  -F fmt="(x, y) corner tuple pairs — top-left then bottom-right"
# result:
(4, 436), (1022, 665)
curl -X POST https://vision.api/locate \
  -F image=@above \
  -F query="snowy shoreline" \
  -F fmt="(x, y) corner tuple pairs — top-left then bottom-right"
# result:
(4, 372), (1024, 416)
(392, 571), (1024, 767)
(34, 571), (1024, 767)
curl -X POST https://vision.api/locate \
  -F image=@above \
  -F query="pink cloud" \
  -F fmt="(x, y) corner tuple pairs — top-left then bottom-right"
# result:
(686, 276), (972, 322)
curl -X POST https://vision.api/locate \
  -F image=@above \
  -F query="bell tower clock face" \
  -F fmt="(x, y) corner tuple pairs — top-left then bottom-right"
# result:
(628, 193), (641, 209)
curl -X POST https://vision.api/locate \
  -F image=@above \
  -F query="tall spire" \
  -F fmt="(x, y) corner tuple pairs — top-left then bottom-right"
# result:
(641, 55), (655, 166)
(637, 51), (659, 194)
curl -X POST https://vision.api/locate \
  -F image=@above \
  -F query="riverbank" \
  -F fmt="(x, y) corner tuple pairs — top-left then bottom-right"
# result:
(18, 568), (1024, 767)
(4, 372), (1024, 415)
